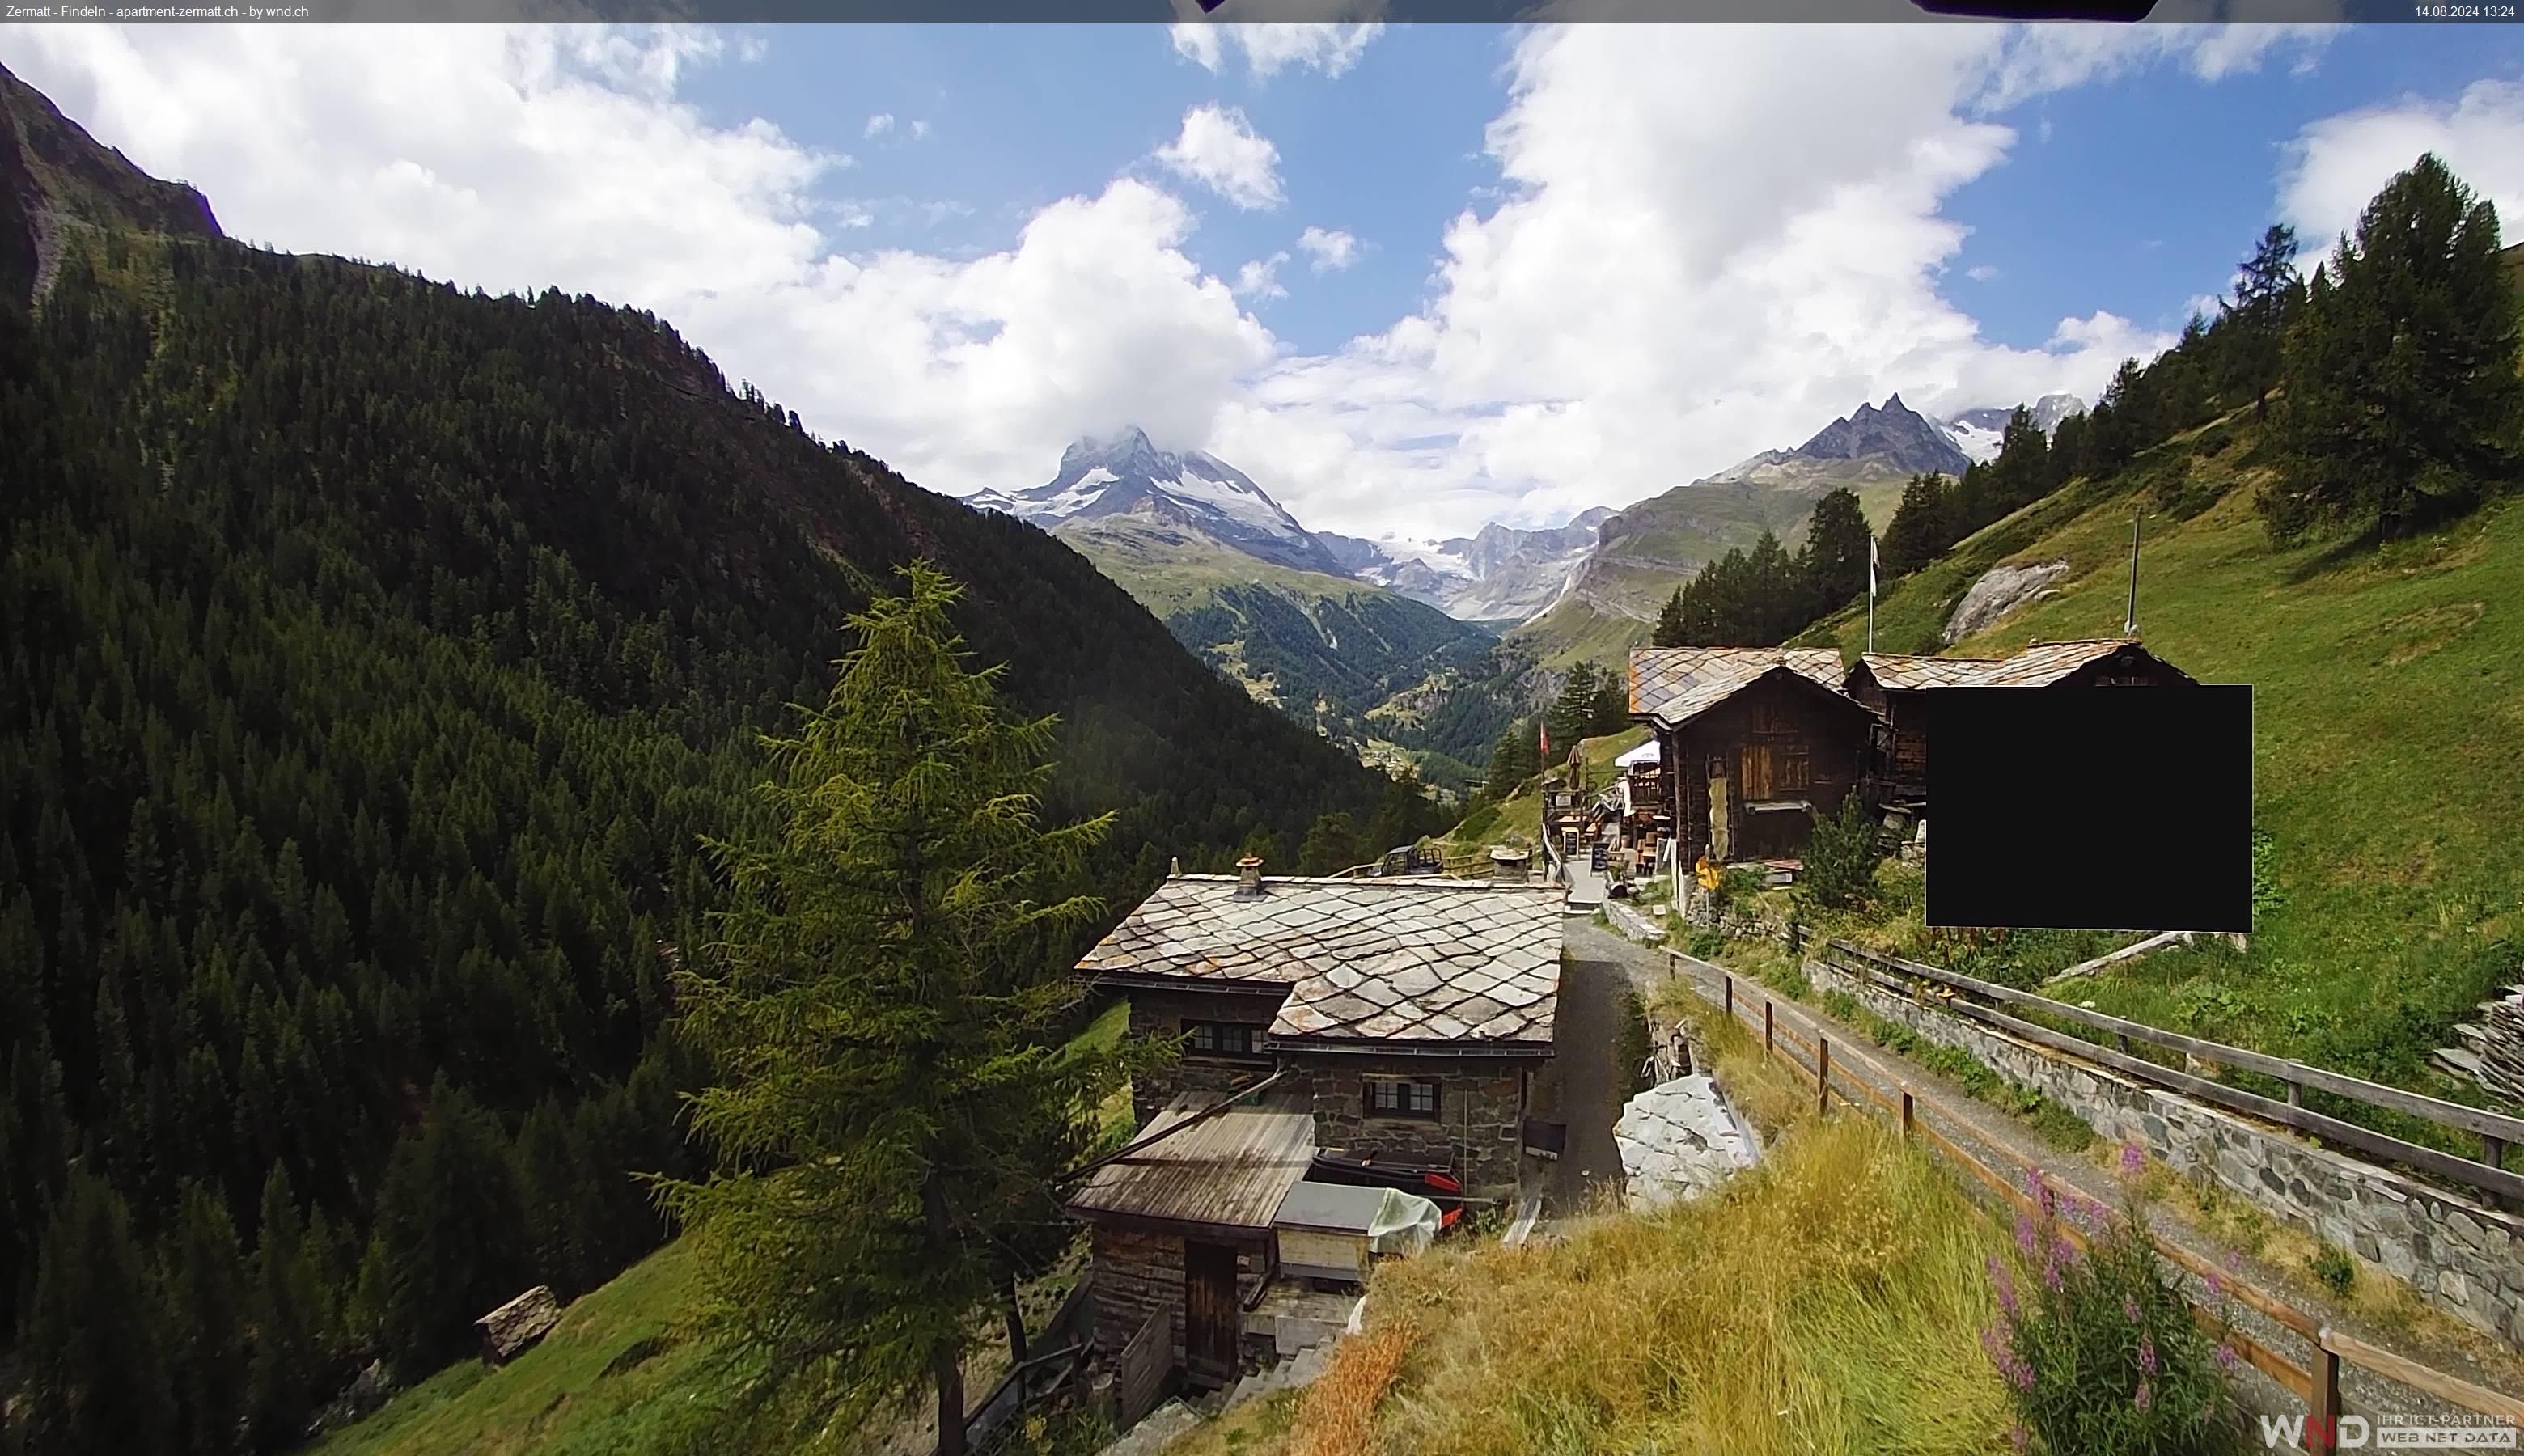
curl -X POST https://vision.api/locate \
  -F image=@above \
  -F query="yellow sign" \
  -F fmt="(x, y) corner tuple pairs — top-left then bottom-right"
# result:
(1696, 857), (1721, 892)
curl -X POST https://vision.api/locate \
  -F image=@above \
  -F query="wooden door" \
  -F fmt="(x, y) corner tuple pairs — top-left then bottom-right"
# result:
(1183, 1241), (1239, 1387)
(1740, 743), (1775, 801)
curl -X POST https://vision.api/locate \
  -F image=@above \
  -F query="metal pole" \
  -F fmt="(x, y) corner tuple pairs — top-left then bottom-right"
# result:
(2124, 506), (2142, 637)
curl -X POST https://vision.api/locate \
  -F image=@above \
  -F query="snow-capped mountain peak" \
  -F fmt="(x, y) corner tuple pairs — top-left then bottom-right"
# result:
(1937, 393), (2088, 464)
(971, 427), (1345, 575)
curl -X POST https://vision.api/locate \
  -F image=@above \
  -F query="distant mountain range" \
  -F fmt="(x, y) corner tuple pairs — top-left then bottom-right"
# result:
(961, 387), (2086, 759)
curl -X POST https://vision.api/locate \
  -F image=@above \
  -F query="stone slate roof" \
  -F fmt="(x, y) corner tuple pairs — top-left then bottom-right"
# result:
(1850, 653), (2003, 692)
(1076, 874), (1564, 1052)
(1629, 648), (1851, 730)
(1852, 641), (2193, 692)
(1065, 1092), (1317, 1232)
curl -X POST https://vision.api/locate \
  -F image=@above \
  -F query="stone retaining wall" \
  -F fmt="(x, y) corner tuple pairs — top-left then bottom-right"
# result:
(1277, 1054), (1528, 1196)
(1802, 956), (2524, 1346)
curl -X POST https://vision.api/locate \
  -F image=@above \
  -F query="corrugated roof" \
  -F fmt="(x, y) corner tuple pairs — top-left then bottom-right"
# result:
(1628, 647), (1851, 729)
(1065, 1092), (1317, 1232)
(1076, 874), (1564, 1051)
(1852, 653), (2004, 691)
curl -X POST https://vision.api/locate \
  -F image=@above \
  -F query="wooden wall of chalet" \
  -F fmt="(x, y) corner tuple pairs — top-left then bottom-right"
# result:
(1658, 675), (1871, 866)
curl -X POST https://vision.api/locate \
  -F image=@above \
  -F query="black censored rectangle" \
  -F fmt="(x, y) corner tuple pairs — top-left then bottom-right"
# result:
(1926, 684), (2251, 933)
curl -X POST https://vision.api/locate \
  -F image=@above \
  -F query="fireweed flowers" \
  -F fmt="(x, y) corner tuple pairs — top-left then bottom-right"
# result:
(1982, 1165), (2243, 1453)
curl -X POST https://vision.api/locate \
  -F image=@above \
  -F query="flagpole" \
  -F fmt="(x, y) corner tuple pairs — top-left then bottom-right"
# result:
(2124, 507), (2141, 637)
(1867, 532), (1878, 654)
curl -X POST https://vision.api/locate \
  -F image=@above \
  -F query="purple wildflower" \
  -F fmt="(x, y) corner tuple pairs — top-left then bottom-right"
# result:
(2215, 1342), (2239, 1372)
(2024, 1165), (2044, 1201)
(2010, 1424), (2031, 1454)
(2043, 1246), (2066, 1292)
(1997, 1276), (2020, 1319)
(2120, 1141), (2148, 1179)
(2224, 1246), (2244, 1274)
(2139, 1338), (2158, 1376)
(1982, 1325), (2011, 1367)
(2207, 1269), (2225, 1300)
(2009, 1357), (2035, 1393)
(2016, 1211), (2039, 1256)
(2122, 1295), (2141, 1323)
(2134, 1379), (2153, 1413)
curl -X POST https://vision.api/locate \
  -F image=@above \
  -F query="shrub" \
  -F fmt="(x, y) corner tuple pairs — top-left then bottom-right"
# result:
(1985, 1149), (2242, 1455)
(1795, 796), (1884, 912)
(2309, 1242), (2357, 1296)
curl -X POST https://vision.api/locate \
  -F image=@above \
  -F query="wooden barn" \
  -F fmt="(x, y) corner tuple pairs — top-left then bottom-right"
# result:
(1628, 648), (1875, 868)
(1844, 638), (2198, 811)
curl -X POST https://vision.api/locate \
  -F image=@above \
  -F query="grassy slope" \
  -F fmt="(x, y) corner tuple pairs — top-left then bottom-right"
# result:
(1512, 472), (1906, 671)
(1169, 1064), (2014, 1456)
(1057, 516), (1404, 620)
(1801, 412), (2524, 1096)
(312, 998), (1139, 1456)
(1440, 726), (1649, 854)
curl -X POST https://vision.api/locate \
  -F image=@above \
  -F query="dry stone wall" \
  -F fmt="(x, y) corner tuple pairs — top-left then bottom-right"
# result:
(1804, 956), (2524, 1346)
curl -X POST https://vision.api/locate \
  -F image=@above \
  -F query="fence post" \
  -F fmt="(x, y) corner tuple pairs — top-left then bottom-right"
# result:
(1764, 1000), (1774, 1054)
(2308, 1334), (2340, 1456)
(1724, 974), (1734, 1020)
(1900, 1087), (1915, 1140)
(2288, 1081), (2303, 1110)
(1818, 1036), (1832, 1117)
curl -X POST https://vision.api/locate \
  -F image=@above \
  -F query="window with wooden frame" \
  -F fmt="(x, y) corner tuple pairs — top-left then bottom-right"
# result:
(1183, 1022), (1264, 1059)
(1776, 740), (1810, 792)
(1362, 1077), (1441, 1120)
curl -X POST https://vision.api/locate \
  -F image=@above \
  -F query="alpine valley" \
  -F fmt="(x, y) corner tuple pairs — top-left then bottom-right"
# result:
(973, 393), (2086, 779)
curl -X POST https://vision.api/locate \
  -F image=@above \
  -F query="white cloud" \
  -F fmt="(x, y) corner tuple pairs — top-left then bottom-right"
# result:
(910, 119), (930, 141)
(1965, 264), (2001, 283)
(1296, 225), (1359, 272)
(1234, 252), (1291, 301)
(0, 21), (2318, 544)
(1167, 19), (1384, 81)
(865, 112), (894, 138)
(1152, 103), (1285, 210)
(2276, 78), (2524, 252)
(0, 24), (1267, 497)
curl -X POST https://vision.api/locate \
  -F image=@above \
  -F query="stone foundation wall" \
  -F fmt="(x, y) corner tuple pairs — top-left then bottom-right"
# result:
(1088, 1226), (1270, 1362)
(1803, 956), (2524, 1346)
(1125, 987), (1286, 1128)
(1277, 1054), (1530, 1196)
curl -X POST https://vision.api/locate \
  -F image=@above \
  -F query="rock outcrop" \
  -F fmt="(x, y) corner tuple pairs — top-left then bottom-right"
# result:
(1614, 1074), (1760, 1213)
(1944, 560), (2070, 645)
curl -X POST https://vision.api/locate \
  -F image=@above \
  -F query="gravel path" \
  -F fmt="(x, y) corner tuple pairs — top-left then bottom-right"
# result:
(1530, 917), (1632, 1217)
(1564, 921), (2524, 1440)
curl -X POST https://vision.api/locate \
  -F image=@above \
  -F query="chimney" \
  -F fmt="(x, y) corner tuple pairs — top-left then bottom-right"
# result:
(1169, 856), (1182, 878)
(1489, 846), (1532, 883)
(1235, 856), (1265, 897)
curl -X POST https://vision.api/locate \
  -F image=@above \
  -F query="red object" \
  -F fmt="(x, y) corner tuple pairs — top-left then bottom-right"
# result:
(1538, 722), (1550, 760)
(1438, 1208), (1463, 1232)
(1422, 1171), (1463, 1196)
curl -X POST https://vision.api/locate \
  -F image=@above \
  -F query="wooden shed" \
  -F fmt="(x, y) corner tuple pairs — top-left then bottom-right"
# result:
(1066, 1092), (1316, 1390)
(1628, 648), (1875, 867)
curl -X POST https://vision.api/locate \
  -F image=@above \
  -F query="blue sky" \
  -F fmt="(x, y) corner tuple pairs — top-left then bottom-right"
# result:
(7, 22), (2522, 537)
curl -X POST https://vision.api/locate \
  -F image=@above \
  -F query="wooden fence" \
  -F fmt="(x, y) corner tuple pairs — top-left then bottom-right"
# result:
(1690, 958), (2524, 1456)
(1814, 938), (2524, 1204)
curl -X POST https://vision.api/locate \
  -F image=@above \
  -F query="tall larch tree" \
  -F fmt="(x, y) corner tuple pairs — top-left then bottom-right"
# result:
(652, 563), (1146, 1456)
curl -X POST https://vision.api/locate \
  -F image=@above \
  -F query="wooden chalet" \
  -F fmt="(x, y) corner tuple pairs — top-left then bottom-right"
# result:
(1073, 860), (1564, 1196)
(1844, 638), (2197, 811)
(1627, 648), (1875, 867)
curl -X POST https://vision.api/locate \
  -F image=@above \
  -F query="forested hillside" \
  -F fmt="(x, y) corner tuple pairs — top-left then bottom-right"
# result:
(0, 125), (1428, 1450)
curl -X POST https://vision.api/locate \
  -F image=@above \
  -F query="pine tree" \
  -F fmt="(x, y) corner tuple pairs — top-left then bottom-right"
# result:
(1652, 588), (1685, 649)
(2268, 154), (2521, 541)
(1484, 719), (1540, 798)
(1798, 489), (1871, 620)
(371, 1081), (527, 1371)
(1588, 668), (1630, 736)
(17, 1170), (177, 1456)
(2221, 223), (2302, 418)
(1547, 663), (1599, 754)
(246, 1166), (320, 1451)
(163, 1182), (249, 1456)
(1878, 473), (1952, 579)
(650, 564), (1144, 1456)
(1299, 811), (1366, 874)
